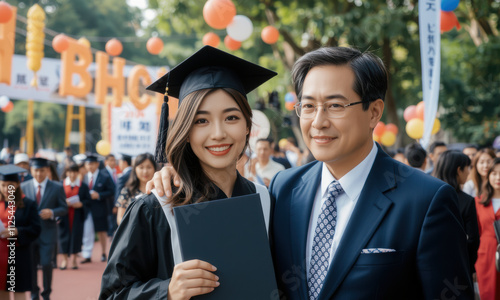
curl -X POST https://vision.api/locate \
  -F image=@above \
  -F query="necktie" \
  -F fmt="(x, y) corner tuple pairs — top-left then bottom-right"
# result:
(89, 175), (93, 190)
(308, 181), (344, 300)
(36, 184), (42, 206)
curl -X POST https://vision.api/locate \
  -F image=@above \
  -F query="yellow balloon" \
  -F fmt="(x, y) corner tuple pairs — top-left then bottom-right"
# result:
(381, 131), (396, 147)
(432, 118), (441, 135)
(96, 140), (111, 156)
(373, 133), (380, 143)
(406, 118), (424, 140)
(278, 138), (289, 149)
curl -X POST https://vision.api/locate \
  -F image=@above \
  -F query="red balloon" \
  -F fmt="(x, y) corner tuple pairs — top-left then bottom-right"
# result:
(416, 101), (425, 120)
(374, 122), (386, 136)
(403, 105), (417, 122)
(385, 123), (399, 135)
(224, 35), (241, 51)
(1, 101), (13, 113)
(52, 34), (70, 53)
(202, 32), (220, 48)
(105, 39), (123, 56)
(147, 37), (164, 55)
(441, 11), (461, 33)
(203, 0), (236, 30)
(0, 2), (13, 24)
(261, 26), (279, 44)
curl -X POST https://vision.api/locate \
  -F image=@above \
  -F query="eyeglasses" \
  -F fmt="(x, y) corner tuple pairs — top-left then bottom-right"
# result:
(294, 100), (368, 119)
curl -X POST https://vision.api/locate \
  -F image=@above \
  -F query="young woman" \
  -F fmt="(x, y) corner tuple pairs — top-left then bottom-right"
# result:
(0, 165), (41, 300)
(475, 158), (500, 300)
(100, 46), (276, 299)
(432, 150), (480, 278)
(463, 148), (496, 197)
(58, 163), (91, 269)
(115, 153), (157, 225)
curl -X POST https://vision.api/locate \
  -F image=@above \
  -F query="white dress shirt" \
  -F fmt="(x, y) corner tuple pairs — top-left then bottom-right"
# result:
(306, 143), (378, 273)
(33, 177), (49, 201)
(87, 170), (99, 189)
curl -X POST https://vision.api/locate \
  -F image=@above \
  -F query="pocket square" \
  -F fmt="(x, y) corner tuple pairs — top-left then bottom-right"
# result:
(361, 248), (396, 254)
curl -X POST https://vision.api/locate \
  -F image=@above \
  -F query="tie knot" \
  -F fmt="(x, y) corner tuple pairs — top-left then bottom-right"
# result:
(327, 181), (343, 198)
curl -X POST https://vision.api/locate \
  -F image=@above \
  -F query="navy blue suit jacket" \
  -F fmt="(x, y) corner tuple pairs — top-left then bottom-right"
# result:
(114, 168), (131, 204)
(269, 145), (473, 299)
(86, 169), (116, 218)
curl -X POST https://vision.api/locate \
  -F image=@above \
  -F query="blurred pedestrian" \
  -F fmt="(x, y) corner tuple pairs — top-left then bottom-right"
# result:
(463, 148), (496, 197)
(13, 153), (33, 182)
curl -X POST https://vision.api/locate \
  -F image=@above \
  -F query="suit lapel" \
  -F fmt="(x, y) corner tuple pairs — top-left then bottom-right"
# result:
(40, 180), (52, 208)
(319, 147), (396, 299)
(289, 161), (323, 299)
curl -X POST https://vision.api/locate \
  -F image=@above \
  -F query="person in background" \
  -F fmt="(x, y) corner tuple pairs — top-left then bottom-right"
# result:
(57, 147), (73, 178)
(463, 144), (478, 162)
(426, 141), (447, 175)
(58, 163), (91, 270)
(248, 139), (285, 187)
(271, 141), (292, 169)
(104, 154), (118, 237)
(392, 147), (406, 164)
(104, 155), (118, 184)
(432, 150), (480, 282)
(14, 153), (33, 182)
(496, 149), (500, 158)
(404, 142), (427, 171)
(115, 154), (132, 204)
(115, 153), (157, 225)
(474, 158), (500, 300)
(0, 165), (41, 300)
(281, 137), (303, 167)
(463, 148), (496, 197)
(47, 161), (60, 182)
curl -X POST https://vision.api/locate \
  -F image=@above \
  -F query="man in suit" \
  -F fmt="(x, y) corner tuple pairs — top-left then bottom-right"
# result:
(21, 158), (67, 300)
(81, 154), (115, 263)
(269, 47), (473, 299)
(115, 153), (132, 202)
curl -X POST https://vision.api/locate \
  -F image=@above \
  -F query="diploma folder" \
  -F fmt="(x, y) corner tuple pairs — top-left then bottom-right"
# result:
(173, 193), (278, 300)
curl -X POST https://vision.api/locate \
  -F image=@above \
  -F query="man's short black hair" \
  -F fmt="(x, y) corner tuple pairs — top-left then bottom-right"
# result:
(256, 138), (272, 147)
(105, 154), (115, 160)
(292, 47), (388, 110)
(405, 143), (427, 168)
(429, 141), (446, 154)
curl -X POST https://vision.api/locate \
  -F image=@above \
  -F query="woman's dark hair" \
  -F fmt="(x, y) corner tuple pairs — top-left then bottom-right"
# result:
(166, 88), (252, 208)
(48, 161), (60, 182)
(480, 157), (500, 206)
(63, 162), (79, 179)
(471, 148), (496, 196)
(432, 150), (471, 192)
(125, 153), (157, 195)
(292, 47), (388, 110)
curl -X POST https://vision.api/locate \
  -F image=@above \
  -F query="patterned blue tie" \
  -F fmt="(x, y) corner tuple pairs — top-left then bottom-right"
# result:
(308, 180), (344, 300)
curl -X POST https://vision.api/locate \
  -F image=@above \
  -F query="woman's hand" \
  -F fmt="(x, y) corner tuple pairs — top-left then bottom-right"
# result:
(145, 164), (181, 197)
(167, 259), (219, 300)
(73, 201), (83, 208)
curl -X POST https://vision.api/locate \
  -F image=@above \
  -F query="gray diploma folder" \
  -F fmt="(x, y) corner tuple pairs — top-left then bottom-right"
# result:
(173, 193), (279, 300)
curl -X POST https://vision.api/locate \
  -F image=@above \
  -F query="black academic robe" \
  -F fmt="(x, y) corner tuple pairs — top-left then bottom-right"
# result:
(99, 173), (263, 299)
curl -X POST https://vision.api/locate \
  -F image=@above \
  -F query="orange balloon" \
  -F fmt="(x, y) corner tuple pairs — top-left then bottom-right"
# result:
(52, 34), (70, 53)
(385, 123), (399, 135)
(416, 101), (425, 120)
(285, 102), (295, 111)
(1, 101), (13, 112)
(374, 121), (386, 136)
(105, 38), (123, 56)
(261, 26), (279, 44)
(224, 35), (241, 51)
(441, 11), (461, 33)
(202, 32), (220, 48)
(0, 1), (13, 23)
(147, 37), (164, 55)
(203, 0), (236, 30)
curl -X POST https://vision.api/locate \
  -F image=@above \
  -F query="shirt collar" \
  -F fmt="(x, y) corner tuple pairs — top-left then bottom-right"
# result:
(64, 177), (81, 187)
(33, 177), (49, 188)
(320, 142), (378, 202)
(88, 170), (99, 180)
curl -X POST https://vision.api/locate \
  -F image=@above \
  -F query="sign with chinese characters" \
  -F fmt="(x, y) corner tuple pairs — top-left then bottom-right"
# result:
(418, 0), (441, 149)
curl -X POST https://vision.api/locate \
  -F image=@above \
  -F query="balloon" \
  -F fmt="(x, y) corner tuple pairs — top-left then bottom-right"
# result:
(78, 37), (91, 48)
(96, 140), (111, 156)
(285, 102), (295, 111)
(278, 138), (288, 149)
(261, 26), (279, 44)
(381, 131), (396, 147)
(374, 122), (386, 136)
(385, 123), (399, 135)
(1, 101), (13, 113)
(227, 15), (253, 42)
(432, 118), (441, 134)
(147, 37), (164, 55)
(0, 1), (13, 23)
(52, 34), (70, 53)
(441, 11), (461, 33)
(105, 39), (123, 56)
(373, 134), (380, 143)
(203, 32), (220, 48)
(403, 105), (417, 122)
(416, 101), (425, 120)
(0, 96), (9, 108)
(203, 0), (236, 30)
(224, 35), (241, 51)
(441, 0), (460, 12)
(284, 92), (296, 103)
(493, 136), (500, 150)
(406, 118), (424, 140)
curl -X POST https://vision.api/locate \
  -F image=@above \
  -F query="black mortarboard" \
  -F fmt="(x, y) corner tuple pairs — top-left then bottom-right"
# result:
(0, 165), (27, 181)
(83, 154), (99, 163)
(146, 46), (277, 163)
(30, 157), (49, 169)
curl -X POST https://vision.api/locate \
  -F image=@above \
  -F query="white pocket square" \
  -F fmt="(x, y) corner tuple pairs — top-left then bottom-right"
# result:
(361, 248), (396, 254)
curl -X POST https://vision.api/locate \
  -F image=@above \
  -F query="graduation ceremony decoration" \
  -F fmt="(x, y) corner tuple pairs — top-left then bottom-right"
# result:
(203, 0), (236, 30)
(0, 1), (13, 23)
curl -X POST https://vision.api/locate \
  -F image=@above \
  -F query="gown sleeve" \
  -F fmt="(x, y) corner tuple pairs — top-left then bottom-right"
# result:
(99, 194), (174, 299)
(16, 198), (41, 246)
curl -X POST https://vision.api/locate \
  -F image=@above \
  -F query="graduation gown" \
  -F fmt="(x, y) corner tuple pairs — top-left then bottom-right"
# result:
(99, 173), (270, 299)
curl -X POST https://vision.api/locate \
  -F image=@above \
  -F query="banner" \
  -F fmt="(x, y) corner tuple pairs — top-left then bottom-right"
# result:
(419, 0), (441, 149)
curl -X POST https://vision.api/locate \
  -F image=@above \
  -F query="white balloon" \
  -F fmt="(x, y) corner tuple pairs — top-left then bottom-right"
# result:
(0, 96), (9, 108)
(226, 15), (253, 42)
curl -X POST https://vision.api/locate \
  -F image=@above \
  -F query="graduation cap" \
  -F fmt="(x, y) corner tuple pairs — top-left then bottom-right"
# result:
(30, 157), (49, 169)
(0, 164), (29, 182)
(146, 46), (277, 163)
(83, 154), (99, 163)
